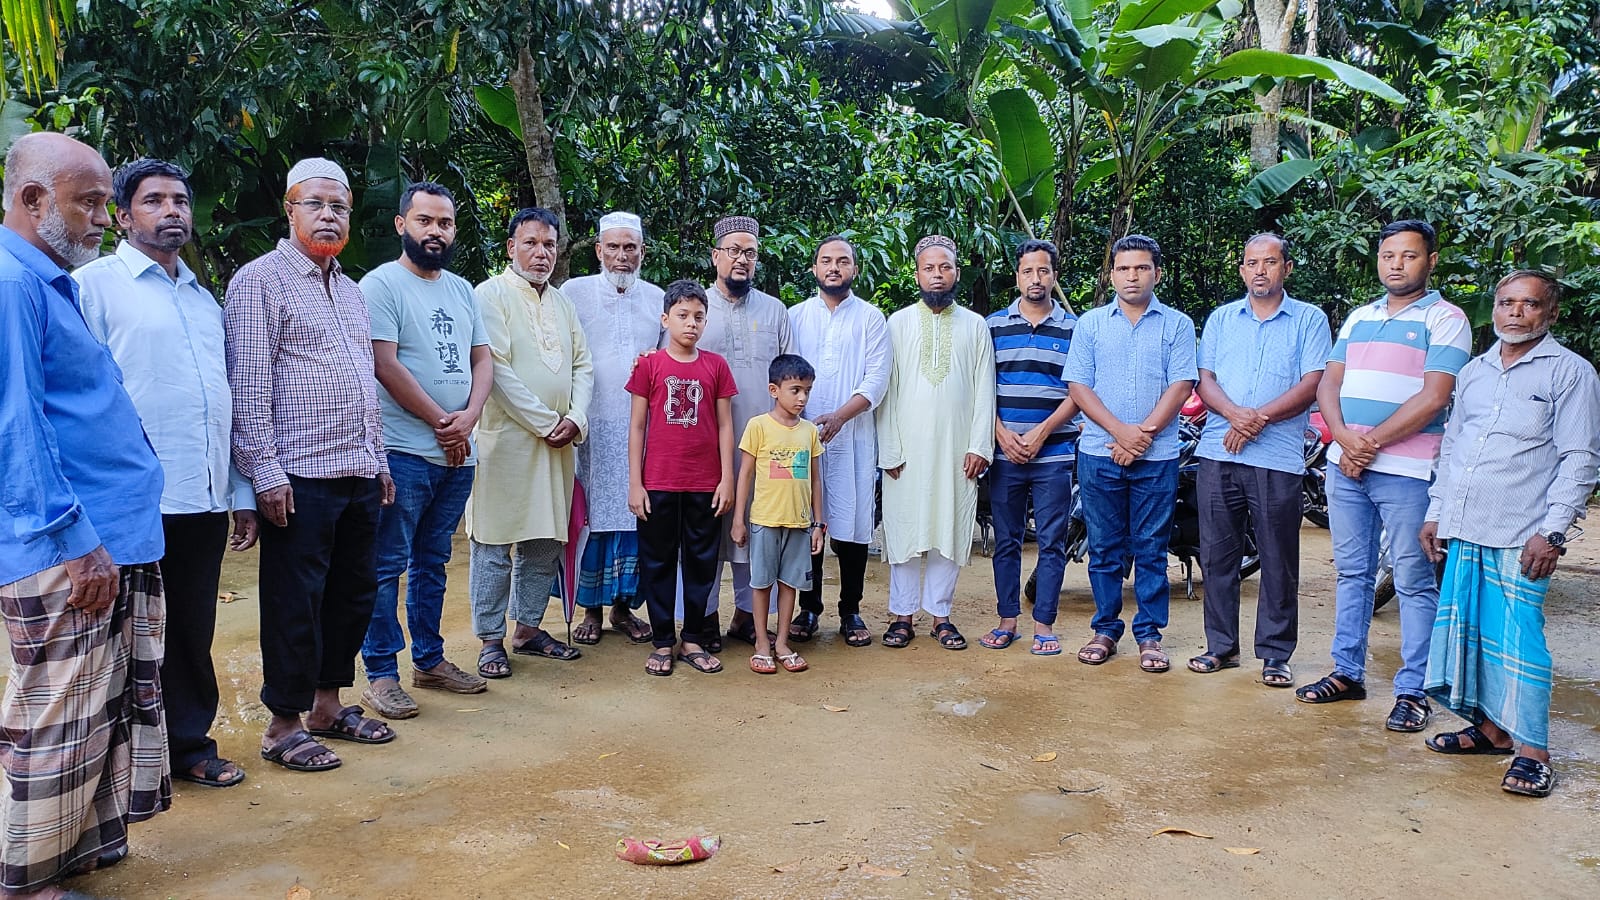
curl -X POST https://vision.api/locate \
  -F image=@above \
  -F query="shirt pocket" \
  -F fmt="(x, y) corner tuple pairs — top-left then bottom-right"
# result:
(1488, 392), (1553, 442)
(752, 324), (781, 363)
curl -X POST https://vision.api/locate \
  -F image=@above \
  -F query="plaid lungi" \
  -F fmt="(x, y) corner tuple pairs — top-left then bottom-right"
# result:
(1424, 540), (1553, 751)
(575, 531), (642, 610)
(1, 563), (171, 894)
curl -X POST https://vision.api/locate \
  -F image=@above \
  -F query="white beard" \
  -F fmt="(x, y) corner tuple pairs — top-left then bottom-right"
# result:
(1495, 326), (1548, 345)
(40, 202), (100, 268)
(603, 268), (638, 292)
(512, 259), (549, 287)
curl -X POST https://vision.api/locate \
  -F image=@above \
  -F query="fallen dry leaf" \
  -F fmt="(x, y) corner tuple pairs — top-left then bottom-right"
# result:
(1032, 751), (1058, 762)
(859, 863), (907, 878)
(1151, 827), (1214, 839)
(1224, 847), (1261, 855)
(822, 705), (849, 713)
(286, 884), (312, 900)
(772, 859), (802, 873)
(218, 592), (243, 603)
(557, 841), (571, 850)
(456, 708), (484, 713)
(598, 751), (621, 760)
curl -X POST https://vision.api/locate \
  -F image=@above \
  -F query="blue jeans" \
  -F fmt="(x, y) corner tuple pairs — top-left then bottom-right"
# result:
(362, 452), (474, 682)
(990, 457), (1074, 626)
(1079, 454), (1177, 644)
(1328, 466), (1436, 698)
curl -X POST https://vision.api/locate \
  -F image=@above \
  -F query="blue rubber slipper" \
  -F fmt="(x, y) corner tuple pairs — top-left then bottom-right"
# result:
(981, 628), (1019, 649)
(1031, 634), (1063, 656)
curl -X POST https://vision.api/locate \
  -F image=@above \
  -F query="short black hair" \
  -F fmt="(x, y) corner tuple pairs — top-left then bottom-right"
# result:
(814, 235), (856, 262)
(508, 206), (560, 242)
(1016, 238), (1058, 271)
(1495, 269), (1562, 305)
(1110, 234), (1162, 269)
(768, 354), (815, 385)
(663, 279), (707, 313)
(112, 158), (191, 212)
(1377, 219), (1436, 255)
(1243, 232), (1292, 261)
(400, 181), (455, 217)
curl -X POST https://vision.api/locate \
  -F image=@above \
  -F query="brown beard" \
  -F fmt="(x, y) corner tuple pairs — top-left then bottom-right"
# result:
(294, 220), (348, 258)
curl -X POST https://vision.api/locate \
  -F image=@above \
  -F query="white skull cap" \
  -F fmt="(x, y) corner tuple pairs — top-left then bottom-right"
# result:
(286, 157), (350, 192)
(598, 211), (643, 236)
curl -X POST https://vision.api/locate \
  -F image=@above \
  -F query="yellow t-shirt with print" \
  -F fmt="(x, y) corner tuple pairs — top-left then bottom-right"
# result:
(738, 413), (825, 528)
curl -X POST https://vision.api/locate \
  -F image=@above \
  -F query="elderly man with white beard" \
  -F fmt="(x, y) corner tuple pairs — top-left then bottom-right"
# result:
(563, 212), (663, 646)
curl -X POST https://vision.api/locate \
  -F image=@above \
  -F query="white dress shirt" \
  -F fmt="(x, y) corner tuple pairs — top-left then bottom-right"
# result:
(76, 241), (253, 515)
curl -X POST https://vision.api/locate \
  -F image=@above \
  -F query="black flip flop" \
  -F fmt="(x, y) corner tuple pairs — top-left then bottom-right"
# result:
(1261, 659), (1294, 687)
(512, 631), (582, 660)
(1186, 652), (1240, 674)
(789, 610), (820, 643)
(308, 705), (395, 745)
(260, 730), (341, 772)
(175, 757), (246, 788)
(1502, 756), (1556, 798)
(1295, 672), (1367, 704)
(677, 649), (724, 673)
(882, 620), (914, 648)
(644, 649), (674, 677)
(477, 644), (512, 679)
(1426, 724), (1514, 755)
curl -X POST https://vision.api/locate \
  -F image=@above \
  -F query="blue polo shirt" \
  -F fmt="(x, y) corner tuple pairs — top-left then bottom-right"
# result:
(1062, 294), (1198, 461)
(1196, 294), (1332, 475)
(987, 298), (1078, 463)
(0, 226), (164, 585)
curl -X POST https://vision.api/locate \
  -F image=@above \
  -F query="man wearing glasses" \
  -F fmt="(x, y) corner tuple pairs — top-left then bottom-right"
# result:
(225, 158), (398, 773)
(693, 216), (792, 649)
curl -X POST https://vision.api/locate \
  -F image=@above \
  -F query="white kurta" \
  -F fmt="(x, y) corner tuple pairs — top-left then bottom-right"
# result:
(877, 302), (996, 567)
(692, 284), (793, 565)
(465, 270), (594, 544)
(788, 291), (890, 544)
(565, 274), (664, 533)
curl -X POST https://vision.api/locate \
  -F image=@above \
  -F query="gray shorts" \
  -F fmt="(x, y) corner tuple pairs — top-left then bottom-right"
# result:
(748, 524), (813, 591)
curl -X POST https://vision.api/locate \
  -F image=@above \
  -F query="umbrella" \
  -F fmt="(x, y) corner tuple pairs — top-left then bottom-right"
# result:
(554, 480), (590, 644)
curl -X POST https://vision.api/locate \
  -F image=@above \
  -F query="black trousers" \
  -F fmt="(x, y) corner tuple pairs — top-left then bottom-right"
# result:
(257, 475), (380, 717)
(637, 490), (720, 649)
(799, 539), (867, 618)
(160, 512), (229, 771)
(1197, 458), (1301, 660)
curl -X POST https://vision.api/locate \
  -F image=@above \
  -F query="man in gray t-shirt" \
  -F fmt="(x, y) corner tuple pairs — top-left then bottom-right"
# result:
(359, 182), (493, 720)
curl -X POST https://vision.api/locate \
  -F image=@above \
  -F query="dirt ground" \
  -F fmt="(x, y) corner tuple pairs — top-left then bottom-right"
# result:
(37, 524), (1600, 898)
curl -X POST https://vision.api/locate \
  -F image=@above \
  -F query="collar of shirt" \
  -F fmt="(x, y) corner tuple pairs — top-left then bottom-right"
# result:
(1108, 293), (1167, 321)
(1005, 297), (1068, 324)
(1230, 292), (1298, 322)
(275, 236), (348, 280)
(1484, 331), (1562, 372)
(1366, 288), (1442, 317)
(0, 224), (76, 303)
(498, 266), (555, 300)
(114, 240), (197, 286)
(809, 290), (858, 312)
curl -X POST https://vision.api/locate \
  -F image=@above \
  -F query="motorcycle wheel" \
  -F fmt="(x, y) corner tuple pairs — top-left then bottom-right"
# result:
(1373, 572), (1395, 612)
(1023, 569), (1036, 604)
(1303, 508), (1329, 529)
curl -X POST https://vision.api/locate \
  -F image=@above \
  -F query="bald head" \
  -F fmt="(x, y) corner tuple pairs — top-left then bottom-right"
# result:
(2, 133), (113, 268)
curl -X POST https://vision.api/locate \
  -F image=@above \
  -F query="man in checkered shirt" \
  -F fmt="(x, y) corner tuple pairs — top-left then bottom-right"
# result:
(224, 158), (398, 773)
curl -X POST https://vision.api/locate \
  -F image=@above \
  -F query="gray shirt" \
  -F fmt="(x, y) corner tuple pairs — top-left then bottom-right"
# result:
(1426, 333), (1600, 548)
(691, 284), (793, 436)
(361, 262), (488, 466)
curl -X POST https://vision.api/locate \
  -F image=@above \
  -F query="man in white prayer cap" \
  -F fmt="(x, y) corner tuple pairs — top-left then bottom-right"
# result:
(224, 156), (398, 773)
(562, 212), (663, 646)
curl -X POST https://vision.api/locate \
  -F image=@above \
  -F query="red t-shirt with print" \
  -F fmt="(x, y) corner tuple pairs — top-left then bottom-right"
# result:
(624, 350), (738, 492)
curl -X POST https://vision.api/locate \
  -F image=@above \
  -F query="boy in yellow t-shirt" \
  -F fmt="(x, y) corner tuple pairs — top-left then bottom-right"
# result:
(731, 354), (826, 674)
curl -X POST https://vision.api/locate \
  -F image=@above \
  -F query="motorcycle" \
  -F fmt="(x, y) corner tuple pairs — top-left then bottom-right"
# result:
(1022, 393), (1260, 604)
(1301, 410), (1331, 528)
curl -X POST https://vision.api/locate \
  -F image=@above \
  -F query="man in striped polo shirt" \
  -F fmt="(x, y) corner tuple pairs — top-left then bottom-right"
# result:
(1296, 220), (1472, 734)
(979, 239), (1080, 656)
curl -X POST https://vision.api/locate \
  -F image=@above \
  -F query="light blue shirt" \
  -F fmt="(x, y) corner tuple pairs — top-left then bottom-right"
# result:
(1062, 294), (1198, 461)
(0, 227), (164, 584)
(1196, 294), (1332, 475)
(76, 242), (255, 514)
(361, 261), (488, 466)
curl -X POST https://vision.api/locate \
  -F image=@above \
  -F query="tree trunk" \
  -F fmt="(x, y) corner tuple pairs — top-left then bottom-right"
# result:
(1249, 0), (1298, 171)
(509, 45), (571, 282)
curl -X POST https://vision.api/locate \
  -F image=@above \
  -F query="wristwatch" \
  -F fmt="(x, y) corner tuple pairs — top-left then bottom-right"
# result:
(809, 521), (826, 532)
(1545, 531), (1567, 555)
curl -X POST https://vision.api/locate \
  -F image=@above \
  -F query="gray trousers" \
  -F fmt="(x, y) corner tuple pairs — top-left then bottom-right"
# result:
(469, 538), (562, 641)
(1197, 458), (1301, 660)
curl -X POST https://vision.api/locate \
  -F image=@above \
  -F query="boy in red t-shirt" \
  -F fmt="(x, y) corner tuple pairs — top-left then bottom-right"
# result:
(626, 280), (737, 676)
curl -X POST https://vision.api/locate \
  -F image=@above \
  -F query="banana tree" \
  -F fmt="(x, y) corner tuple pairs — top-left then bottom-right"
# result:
(1004, 0), (1404, 281)
(1, 0), (73, 97)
